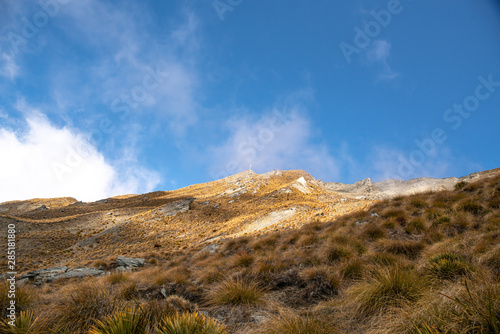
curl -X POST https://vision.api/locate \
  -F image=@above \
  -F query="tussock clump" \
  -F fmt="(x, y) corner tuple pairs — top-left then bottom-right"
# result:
(258, 308), (337, 334)
(50, 279), (122, 333)
(457, 199), (485, 215)
(207, 277), (264, 306)
(340, 258), (365, 280)
(409, 198), (428, 209)
(88, 308), (144, 334)
(107, 272), (129, 284)
(140, 296), (196, 330)
(367, 252), (400, 266)
(156, 266), (190, 285)
(346, 266), (426, 317)
(379, 240), (425, 260)
(481, 245), (500, 276)
(383, 209), (408, 224)
(323, 244), (352, 263)
(405, 218), (427, 234)
(0, 310), (43, 333)
(362, 224), (387, 240)
(407, 278), (500, 333)
(232, 250), (254, 267)
(426, 253), (472, 281)
(156, 311), (228, 334)
(300, 267), (341, 300)
(0, 281), (35, 318)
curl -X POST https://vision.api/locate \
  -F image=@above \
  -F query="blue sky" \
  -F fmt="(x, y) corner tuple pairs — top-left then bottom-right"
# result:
(0, 0), (499, 202)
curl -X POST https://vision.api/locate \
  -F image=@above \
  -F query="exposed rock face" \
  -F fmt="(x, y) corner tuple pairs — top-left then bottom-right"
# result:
(291, 177), (311, 194)
(47, 267), (105, 282)
(20, 265), (104, 285)
(158, 198), (195, 216)
(243, 208), (297, 233)
(324, 178), (373, 194)
(116, 255), (146, 268)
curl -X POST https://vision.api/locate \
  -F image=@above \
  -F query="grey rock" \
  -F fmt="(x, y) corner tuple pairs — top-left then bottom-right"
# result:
(47, 267), (104, 282)
(158, 198), (195, 216)
(116, 255), (145, 268)
(21, 266), (68, 280)
(201, 244), (219, 254)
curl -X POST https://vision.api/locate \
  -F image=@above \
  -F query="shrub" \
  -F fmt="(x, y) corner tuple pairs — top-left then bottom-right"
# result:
(455, 181), (467, 190)
(156, 311), (228, 334)
(426, 253), (472, 281)
(207, 277), (264, 306)
(346, 266), (426, 316)
(259, 308), (337, 334)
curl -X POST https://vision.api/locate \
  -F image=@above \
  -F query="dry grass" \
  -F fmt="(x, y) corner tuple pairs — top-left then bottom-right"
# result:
(258, 308), (337, 334)
(345, 265), (427, 317)
(5, 171), (500, 333)
(207, 277), (265, 306)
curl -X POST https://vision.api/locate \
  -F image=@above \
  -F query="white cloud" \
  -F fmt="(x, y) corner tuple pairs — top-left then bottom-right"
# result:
(46, 0), (200, 133)
(364, 40), (400, 81)
(209, 106), (340, 181)
(0, 113), (161, 203)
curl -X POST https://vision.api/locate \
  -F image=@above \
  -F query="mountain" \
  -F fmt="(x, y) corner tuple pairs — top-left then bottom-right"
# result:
(1, 167), (499, 333)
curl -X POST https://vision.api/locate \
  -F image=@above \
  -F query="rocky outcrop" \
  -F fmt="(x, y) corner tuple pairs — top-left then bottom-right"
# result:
(19, 265), (104, 285)
(116, 255), (145, 269)
(243, 208), (297, 233)
(158, 198), (195, 216)
(291, 177), (311, 194)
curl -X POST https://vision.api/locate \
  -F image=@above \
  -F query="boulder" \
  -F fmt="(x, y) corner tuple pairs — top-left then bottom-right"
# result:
(159, 198), (195, 216)
(116, 255), (145, 268)
(21, 266), (68, 281)
(46, 267), (104, 282)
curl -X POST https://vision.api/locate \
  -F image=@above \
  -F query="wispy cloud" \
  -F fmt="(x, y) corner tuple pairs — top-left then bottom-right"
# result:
(364, 40), (400, 81)
(0, 106), (160, 202)
(0, 52), (19, 80)
(209, 96), (340, 181)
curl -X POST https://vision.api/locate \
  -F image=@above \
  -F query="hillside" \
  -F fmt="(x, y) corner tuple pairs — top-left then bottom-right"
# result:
(1, 168), (500, 333)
